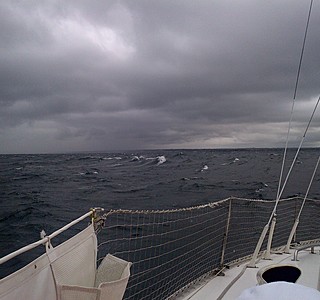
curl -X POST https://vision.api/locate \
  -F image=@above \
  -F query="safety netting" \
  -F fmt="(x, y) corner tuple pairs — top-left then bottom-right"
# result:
(96, 196), (320, 300)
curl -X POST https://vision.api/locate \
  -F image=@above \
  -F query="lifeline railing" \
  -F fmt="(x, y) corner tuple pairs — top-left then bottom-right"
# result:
(0, 210), (94, 267)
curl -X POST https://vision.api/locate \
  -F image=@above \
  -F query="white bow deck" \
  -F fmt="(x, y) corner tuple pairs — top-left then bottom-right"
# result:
(178, 247), (320, 299)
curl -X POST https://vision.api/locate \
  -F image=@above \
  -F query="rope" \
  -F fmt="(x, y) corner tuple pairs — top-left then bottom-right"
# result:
(101, 197), (230, 217)
(216, 264), (248, 300)
(99, 197), (311, 225)
(100, 196), (300, 219)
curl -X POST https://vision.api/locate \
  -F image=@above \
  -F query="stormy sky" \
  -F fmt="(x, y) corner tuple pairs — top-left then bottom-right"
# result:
(1, 1), (320, 154)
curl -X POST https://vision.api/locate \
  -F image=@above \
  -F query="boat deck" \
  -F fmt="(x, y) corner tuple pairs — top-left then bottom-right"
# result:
(179, 247), (320, 300)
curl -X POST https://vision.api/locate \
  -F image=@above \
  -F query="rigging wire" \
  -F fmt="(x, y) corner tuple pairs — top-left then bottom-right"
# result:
(272, 95), (320, 221)
(279, 96), (320, 204)
(297, 155), (320, 219)
(276, 0), (314, 200)
(248, 0), (315, 267)
(270, 0), (316, 224)
(285, 154), (320, 252)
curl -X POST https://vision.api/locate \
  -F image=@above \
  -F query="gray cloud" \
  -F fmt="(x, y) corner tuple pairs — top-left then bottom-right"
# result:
(1, 0), (320, 153)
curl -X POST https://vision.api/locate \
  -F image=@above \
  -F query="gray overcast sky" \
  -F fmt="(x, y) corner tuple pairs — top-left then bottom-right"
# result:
(1, 0), (320, 154)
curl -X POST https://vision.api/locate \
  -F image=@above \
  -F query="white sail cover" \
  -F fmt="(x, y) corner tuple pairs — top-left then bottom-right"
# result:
(0, 224), (131, 300)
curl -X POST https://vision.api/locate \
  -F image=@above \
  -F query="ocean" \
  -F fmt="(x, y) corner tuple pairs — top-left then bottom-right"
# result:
(0, 148), (319, 278)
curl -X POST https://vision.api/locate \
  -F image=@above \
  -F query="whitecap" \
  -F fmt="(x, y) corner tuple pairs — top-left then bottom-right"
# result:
(156, 156), (167, 165)
(131, 156), (140, 161)
(201, 165), (209, 171)
(111, 163), (122, 167)
(146, 157), (155, 160)
(221, 158), (240, 166)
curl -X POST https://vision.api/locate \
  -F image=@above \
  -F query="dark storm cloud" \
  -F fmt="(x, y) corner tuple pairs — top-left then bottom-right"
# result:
(1, 0), (320, 153)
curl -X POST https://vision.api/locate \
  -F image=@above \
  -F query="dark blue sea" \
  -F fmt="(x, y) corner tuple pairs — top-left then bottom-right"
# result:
(0, 148), (319, 278)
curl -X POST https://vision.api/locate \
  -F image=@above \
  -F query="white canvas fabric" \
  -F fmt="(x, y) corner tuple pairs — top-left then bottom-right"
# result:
(0, 253), (56, 300)
(59, 285), (101, 300)
(58, 254), (132, 300)
(48, 224), (97, 288)
(96, 254), (132, 300)
(0, 223), (131, 300)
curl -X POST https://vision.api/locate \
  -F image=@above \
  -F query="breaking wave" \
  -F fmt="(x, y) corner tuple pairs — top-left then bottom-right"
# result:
(156, 156), (166, 166)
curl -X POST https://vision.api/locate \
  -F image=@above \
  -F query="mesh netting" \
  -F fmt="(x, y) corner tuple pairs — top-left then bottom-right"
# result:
(96, 197), (320, 300)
